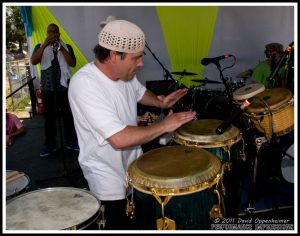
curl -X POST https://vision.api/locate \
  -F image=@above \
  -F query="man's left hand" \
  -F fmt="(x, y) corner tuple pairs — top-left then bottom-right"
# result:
(158, 88), (188, 108)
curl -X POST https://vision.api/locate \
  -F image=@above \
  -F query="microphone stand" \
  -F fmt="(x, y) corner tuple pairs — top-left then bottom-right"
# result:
(36, 45), (77, 186)
(268, 41), (294, 88)
(145, 42), (178, 92)
(215, 61), (234, 105)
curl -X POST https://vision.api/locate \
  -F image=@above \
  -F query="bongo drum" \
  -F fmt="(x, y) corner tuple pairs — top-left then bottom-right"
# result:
(6, 187), (101, 230)
(232, 83), (265, 105)
(245, 88), (294, 139)
(126, 146), (223, 230)
(173, 119), (242, 164)
(6, 170), (30, 200)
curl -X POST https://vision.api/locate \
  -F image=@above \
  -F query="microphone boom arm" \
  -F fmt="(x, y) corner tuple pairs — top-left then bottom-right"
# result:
(268, 41), (294, 83)
(145, 42), (176, 82)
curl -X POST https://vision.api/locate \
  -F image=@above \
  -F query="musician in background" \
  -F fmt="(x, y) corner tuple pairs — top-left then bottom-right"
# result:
(31, 23), (79, 157)
(251, 42), (288, 89)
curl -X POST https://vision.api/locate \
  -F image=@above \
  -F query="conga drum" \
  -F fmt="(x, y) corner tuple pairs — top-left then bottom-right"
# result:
(173, 119), (242, 165)
(6, 187), (101, 230)
(126, 146), (223, 230)
(173, 119), (244, 217)
(232, 83), (265, 105)
(245, 88), (294, 139)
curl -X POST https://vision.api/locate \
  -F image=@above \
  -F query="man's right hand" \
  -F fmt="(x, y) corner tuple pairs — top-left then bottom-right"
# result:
(160, 110), (196, 133)
(43, 35), (56, 47)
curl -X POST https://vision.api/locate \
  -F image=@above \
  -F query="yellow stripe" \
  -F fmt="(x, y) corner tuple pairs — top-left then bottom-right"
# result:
(156, 6), (218, 87)
(31, 6), (88, 79)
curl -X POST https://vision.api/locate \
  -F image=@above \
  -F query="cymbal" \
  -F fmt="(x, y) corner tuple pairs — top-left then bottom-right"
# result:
(191, 79), (222, 84)
(171, 70), (198, 76)
(236, 69), (253, 78)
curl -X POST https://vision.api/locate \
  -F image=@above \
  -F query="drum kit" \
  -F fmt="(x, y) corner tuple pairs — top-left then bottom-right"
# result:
(125, 78), (294, 229)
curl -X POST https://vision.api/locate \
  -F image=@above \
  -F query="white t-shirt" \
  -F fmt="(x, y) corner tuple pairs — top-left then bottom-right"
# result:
(68, 62), (146, 200)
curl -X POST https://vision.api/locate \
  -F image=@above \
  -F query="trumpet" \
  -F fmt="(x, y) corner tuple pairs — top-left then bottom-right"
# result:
(51, 39), (61, 51)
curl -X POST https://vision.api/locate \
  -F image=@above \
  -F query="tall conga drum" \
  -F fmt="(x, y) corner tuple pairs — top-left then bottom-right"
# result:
(173, 119), (244, 217)
(126, 145), (223, 230)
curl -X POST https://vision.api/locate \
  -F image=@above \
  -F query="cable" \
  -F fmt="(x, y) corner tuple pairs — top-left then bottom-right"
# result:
(250, 96), (274, 141)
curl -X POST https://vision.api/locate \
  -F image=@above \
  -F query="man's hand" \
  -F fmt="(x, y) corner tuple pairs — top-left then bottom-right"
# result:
(157, 88), (188, 109)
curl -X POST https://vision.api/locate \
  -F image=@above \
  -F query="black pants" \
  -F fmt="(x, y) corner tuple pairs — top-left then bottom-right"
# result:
(42, 90), (77, 147)
(100, 199), (138, 230)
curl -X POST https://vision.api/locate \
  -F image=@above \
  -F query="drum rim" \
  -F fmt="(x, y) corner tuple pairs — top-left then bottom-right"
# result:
(128, 173), (222, 196)
(6, 187), (101, 230)
(127, 146), (222, 196)
(6, 170), (30, 198)
(233, 83), (265, 101)
(173, 119), (242, 147)
(245, 88), (293, 113)
(173, 132), (242, 148)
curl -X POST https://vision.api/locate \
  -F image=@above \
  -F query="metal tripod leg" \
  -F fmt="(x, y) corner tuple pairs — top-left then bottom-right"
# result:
(246, 136), (267, 214)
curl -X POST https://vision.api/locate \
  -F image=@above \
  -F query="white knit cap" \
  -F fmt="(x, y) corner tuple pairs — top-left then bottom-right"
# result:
(98, 20), (145, 53)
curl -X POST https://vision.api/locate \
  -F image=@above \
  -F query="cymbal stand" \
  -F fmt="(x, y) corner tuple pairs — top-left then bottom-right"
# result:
(145, 41), (178, 93)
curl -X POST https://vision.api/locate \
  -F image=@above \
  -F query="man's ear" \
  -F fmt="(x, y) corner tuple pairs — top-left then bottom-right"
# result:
(109, 50), (117, 62)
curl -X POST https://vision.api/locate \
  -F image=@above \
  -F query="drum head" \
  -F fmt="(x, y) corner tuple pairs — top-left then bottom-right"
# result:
(6, 170), (30, 198)
(281, 144), (294, 184)
(233, 83), (265, 101)
(6, 187), (100, 230)
(173, 119), (242, 148)
(127, 146), (222, 196)
(246, 88), (292, 114)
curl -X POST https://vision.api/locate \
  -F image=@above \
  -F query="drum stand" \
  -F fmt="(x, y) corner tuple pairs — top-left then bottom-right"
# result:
(247, 136), (268, 212)
(96, 205), (106, 230)
(246, 133), (287, 216)
(234, 114), (265, 216)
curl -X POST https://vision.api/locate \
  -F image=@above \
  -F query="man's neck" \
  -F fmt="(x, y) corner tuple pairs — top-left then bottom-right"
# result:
(94, 60), (119, 81)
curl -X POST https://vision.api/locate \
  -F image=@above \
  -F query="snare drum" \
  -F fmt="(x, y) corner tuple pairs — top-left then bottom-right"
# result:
(6, 187), (101, 230)
(245, 88), (294, 139)
(127, 146), (223, 230)
(173, 119), (242, 164)
(6, 170), (30, 200)
(233, 83), (265, 105)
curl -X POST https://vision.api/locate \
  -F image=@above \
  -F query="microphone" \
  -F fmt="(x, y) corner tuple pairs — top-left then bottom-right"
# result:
(215, 98), (253, 135)
(201, 54), (233, 66)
